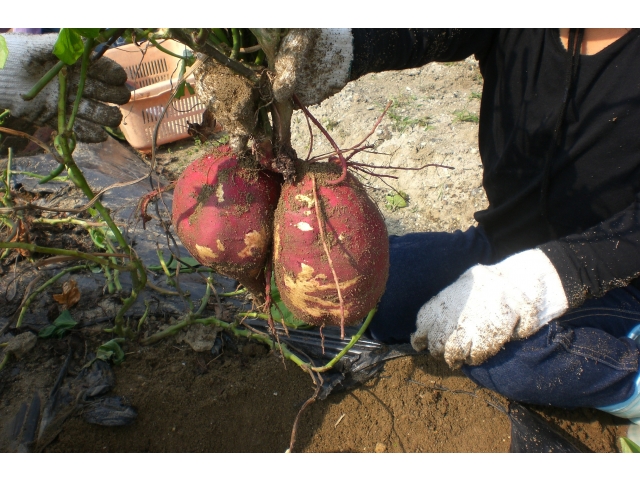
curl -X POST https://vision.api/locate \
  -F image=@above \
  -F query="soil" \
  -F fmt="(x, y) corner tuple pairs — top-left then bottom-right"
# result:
(0, 57), (629, 453)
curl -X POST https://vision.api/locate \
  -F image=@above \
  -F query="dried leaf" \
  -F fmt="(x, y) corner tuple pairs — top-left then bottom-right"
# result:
(53, 279), (81, 309)
(11, 220), (31, 257)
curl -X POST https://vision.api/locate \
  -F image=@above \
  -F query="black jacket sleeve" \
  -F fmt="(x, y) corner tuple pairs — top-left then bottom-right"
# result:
(541, 195), (640, 308)
(350, 29), (496, 80)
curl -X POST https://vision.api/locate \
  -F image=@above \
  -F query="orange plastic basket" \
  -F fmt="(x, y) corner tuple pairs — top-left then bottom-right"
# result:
(105, 39), (192, 89)
(104, 40), (205, 151)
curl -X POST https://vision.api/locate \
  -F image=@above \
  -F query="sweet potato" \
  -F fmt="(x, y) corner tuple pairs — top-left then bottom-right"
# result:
(172, 146), (281, 299)
(272, 162), (389, 327)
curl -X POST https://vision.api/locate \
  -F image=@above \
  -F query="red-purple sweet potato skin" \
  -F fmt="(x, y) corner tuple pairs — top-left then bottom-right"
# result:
(172, 146), (281, 297)
(273, 166), (389, 326)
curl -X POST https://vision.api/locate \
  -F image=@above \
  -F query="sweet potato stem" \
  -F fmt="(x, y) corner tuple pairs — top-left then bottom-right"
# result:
(311, 175), (346, 339)
(230, 29), (241, 60)
(311, 307), (376, 372)
(56, 63), (146, 339)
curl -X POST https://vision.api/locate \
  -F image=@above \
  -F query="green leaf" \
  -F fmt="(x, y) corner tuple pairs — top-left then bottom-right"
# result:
(385, 191), (408, 211)
(0, 35), (8, 70)
(96, 338), (126, 365)
(89, 227), (106, 249)
(39, 310), (78, 339)
(174, 79), (195, 100)
(174, 55), (195, 100)
(620, 437), (640, 453)
(270, 275), (311, 330)
(53, 29), (85, 65)
(71, 28), (100, 39)
(175, 60), (187, 100)
(175, 81), (187, 100)
(104, 126), (126, 141)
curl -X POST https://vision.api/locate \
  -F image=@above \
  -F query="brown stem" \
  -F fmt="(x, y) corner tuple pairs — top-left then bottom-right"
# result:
(0, 127), (62, 164)
(139, 181), (177, 229)
(311, 175), (346, 338)
(293, 94), (348, 185)
(264, 260), (277, 335)
(273, 100), (293, 150)
(345, 147), (375, 162)
(265, 260), (290, 337)
(288, 370), (322, 453)
(308, 145), (378, 164)
(0, 242), (134, 270)
(0, 174), (149, 215)
(168, 29), (259, 83)
(350, 165), (399, 180)
(302, 110), (314, 162)
(349, 100), (392, 152)
(348, 161), (454, 171)
(239, 45), (262, 54)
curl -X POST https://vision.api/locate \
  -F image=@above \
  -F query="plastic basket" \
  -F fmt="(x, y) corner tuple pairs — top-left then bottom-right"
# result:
(104, 39), (192, 89)
(104, 40), (206, 151)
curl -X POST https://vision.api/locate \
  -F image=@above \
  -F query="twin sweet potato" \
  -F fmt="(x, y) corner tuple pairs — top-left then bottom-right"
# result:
(172, 147), (389, 327)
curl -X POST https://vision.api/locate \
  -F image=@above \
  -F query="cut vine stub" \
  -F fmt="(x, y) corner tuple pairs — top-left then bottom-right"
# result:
(253, 139), (297, 182)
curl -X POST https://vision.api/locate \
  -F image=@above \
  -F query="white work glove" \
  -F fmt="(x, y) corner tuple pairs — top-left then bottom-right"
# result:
(0, 34), (131, 143)
(272, 29), (354, 106)
(411, 249), (569, 369)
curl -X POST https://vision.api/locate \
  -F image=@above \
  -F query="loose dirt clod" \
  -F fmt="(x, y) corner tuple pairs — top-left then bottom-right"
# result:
(194, 60), (259, 151)
(4, 332), (37, 359)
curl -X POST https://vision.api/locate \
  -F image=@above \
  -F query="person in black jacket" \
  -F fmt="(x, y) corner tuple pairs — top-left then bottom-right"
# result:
(267, 28), (640, 424)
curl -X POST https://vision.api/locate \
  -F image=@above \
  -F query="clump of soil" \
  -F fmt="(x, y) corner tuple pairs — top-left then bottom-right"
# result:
(193, 59), (259, 151)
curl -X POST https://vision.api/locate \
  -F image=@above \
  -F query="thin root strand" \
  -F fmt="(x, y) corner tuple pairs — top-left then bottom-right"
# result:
(311, 175), (346, 338)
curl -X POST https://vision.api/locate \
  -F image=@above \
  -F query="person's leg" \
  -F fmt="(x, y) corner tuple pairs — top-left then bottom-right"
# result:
(368, 226), (494, 344)
(462, 286), (640, 409)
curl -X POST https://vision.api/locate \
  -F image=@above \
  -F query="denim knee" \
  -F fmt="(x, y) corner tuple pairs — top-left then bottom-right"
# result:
(462, 320), (640, 409)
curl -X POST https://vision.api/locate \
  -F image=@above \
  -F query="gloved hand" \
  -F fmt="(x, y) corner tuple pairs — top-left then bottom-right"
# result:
(272, 28), (354, 106)
(0, 33), (131, 143)
(410, 248), (569, 368)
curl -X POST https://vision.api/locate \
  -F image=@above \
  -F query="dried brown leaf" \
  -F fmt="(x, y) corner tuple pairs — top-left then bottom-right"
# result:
(53, 279), (81, 309)
(11, 220), (31, 257)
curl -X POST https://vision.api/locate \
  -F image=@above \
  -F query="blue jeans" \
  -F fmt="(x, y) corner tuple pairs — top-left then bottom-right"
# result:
(368, 227), (640, 408)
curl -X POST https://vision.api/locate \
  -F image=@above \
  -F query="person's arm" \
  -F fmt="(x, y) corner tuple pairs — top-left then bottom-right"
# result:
(273, 28), (495, 106)
(350, 29), (494, 79)
(542, 193), (640, 308)
(412, 197), (640, 368)
(0, 33), (130, 143)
